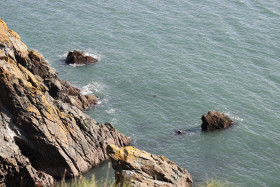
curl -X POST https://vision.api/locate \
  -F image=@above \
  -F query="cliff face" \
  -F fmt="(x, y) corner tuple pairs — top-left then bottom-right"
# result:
(0, 19), (130, 186)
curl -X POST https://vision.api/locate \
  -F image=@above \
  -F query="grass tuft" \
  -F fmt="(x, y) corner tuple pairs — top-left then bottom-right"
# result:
(200, 179), (237, 187)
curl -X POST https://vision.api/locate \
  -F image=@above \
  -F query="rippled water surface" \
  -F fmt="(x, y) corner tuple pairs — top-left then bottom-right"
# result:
(1, 0), (280, 186)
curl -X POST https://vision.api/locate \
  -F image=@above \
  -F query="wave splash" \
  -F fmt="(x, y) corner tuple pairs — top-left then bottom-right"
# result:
(224, 112), (244, 122)
(81, 81), (104, 95)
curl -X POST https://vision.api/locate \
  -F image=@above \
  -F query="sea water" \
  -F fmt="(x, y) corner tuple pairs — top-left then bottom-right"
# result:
(1, 0), (280, 186)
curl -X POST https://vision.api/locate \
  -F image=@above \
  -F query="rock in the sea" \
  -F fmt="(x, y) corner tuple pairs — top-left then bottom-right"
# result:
(107, 145), (193, 187)
(66, 50), (98, 65)
(201, 111), (234, 131)
(0, 18), (130, 186)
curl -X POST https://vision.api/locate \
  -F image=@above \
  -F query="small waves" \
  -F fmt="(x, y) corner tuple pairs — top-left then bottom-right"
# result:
(224, 112), (244, 122)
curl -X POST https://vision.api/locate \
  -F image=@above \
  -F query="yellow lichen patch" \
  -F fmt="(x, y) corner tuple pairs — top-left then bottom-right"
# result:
(17, 63), (42, 88)
(107, 145), (154, 167)
(29, 50), (43, 63)
(0, 57), (28, 82)
(0, 19), (8, 29)
(27, 105), (41, 118)
(8, 29), (21, 40)
(0, 27), (10, 44)
(108, 144), (127, 161)
(12, 46), (29, 61)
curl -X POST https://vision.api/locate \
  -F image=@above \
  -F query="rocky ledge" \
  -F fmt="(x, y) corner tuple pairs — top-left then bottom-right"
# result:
(107, 145), (193, 187)
(0, 19), (130, 186)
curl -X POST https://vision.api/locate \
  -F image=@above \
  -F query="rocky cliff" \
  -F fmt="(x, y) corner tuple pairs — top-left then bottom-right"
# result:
(0, 19), (130, 186)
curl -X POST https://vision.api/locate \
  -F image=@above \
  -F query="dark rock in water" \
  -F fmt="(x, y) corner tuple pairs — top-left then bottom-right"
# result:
(201, 111), (234, 131)
(0, 18), (130, 186)
(107, 145), (193, 187)
(66, 50), (98, 64)
(177, 130), (184, 134)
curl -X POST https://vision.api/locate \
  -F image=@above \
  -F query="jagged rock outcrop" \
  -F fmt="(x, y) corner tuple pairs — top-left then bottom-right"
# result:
(66, 50), (98, 65)
(107, 145), (193, 187)
(0, 19), (130, 186)
(201, 111), (234, 131)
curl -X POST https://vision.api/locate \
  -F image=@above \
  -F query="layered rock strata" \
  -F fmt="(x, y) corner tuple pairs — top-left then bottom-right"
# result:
(201, 111), (234, 131)
(0, 19), (130, 186)
(107, 145), (193, 187)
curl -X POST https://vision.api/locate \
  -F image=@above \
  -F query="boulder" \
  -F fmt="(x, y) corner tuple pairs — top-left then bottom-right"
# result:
(107, 145), (193, 187)
(0, 18), (130, 186)
(66, 50), (98, 65)
(201, 111), (234, 131)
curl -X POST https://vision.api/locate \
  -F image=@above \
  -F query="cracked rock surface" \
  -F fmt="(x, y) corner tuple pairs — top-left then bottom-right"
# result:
(0, 19), (130, 186)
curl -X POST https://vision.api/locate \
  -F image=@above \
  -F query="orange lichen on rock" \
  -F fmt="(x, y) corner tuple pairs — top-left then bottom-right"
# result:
(107, 145), (151, 163)
(0, 19), (29, 60)
(0, 27), (10, 44)
(8, 29), (21, 39)
(0, 18), (130, 186)
(29, 50), (43, 63)
(107, 145), (193, 187)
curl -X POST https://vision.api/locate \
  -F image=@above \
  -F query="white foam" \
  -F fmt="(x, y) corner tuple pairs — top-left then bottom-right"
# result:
(58, 52), (68, 58)
(81, 81), (104, 95)
(98, 98), (109, 105)
(106, 108), (115, 114)
(84, 49), (102, 61)
(225, 112), (244, 122)
(69, 63), (86, 67)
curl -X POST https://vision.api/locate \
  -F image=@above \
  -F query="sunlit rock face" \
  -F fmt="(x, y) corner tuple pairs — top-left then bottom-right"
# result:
(107, 145), (193, 187)
(0, 18), (130, 186)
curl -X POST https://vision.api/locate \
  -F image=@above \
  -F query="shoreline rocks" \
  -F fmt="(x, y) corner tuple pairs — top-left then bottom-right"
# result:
(107, 145), (193, 187)
(0, 19), (130, 186)
(66, 50), (98, 65)
(201, 111), (234, 131)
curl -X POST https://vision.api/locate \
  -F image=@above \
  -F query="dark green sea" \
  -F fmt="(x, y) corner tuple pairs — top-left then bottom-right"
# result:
(1, 0), (280, 186)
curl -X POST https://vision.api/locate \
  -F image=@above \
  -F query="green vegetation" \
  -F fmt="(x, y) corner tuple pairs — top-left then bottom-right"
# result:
(56, 177), (236, 187)
(55, 175), (114, 187)
(200, 179), (237, 187)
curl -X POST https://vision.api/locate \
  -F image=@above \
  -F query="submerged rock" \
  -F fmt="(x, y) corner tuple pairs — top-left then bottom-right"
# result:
(176, 130), (184, 135)
(201, 111), (234, 131)
(66, 50), (98, 65)
(0, 19), (130, 186)
(107, 145), (193, 187)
